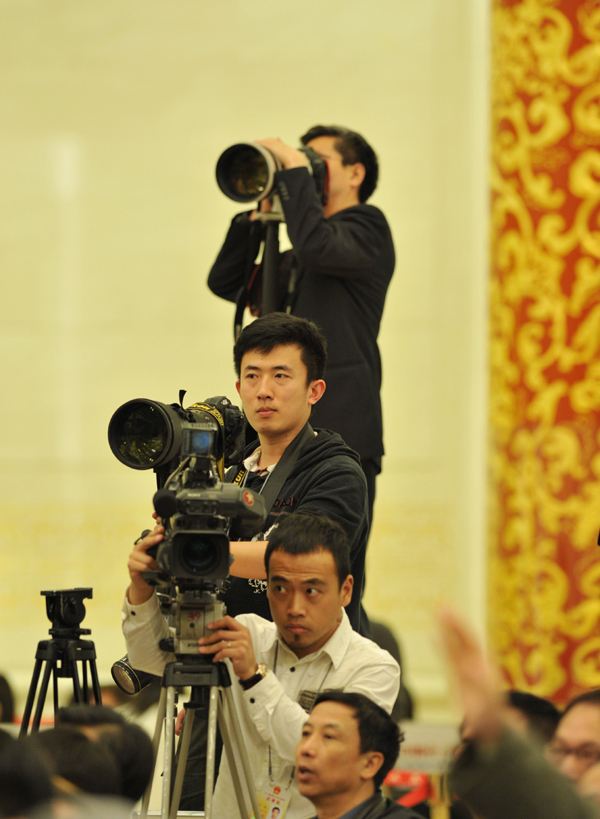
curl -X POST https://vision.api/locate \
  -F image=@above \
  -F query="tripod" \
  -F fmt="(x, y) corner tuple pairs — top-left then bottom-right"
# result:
(20, 588), (102, 736)
(140, 657), (260, 819)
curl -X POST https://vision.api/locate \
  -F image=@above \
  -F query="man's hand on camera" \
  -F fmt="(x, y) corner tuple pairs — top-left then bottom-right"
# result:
(198, 616), (258, 682)
(255, 137), (309, 170)
(126, 522), (163, 606)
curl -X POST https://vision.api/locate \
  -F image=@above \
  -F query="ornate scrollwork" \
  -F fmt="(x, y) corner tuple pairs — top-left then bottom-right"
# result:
(491, 0), (600, 703)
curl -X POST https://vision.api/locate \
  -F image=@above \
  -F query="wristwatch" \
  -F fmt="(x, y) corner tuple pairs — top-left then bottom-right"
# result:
(239, 663), (269, 691)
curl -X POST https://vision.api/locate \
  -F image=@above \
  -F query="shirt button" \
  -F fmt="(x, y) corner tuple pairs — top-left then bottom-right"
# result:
(250, 698), (255, 704)
(290, 667), (295, 672)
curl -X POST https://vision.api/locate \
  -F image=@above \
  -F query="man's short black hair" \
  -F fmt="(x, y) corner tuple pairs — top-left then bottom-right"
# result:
(0, 730), (54, 818)
(57, 704), (126, 728)
(98, 722), (154, 802)
(507, 690), (561, 744)
(57, 705), (154, 803)
(562, 688), (600, 717)
(264, 514), (351, 588)
(300, 125), (379, 203)
(29, 727), (123, 797)
(312, 691), (402, 789)
(234, 312), (327, 384)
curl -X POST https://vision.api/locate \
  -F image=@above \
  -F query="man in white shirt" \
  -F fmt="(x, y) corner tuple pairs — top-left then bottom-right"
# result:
(123, 513), (399, 819)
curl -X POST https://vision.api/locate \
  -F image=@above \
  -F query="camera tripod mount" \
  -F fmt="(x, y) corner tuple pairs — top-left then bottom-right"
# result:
(19, 588), (102, 736)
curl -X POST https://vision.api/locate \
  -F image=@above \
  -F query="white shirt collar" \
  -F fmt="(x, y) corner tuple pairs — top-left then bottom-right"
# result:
(243, 447), (277, 474)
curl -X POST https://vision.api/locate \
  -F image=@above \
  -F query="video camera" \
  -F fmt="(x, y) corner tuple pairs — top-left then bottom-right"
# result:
(215, 142), (328, 213)
(108, 392), (267, 591)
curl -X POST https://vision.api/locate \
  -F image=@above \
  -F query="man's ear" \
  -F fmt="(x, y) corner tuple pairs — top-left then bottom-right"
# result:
(360, 751), (384, 783)
(350, 163), (366, 193)
(341, 575), (353, 608)
(235, 380), (241, 398)
(308, 379), (326, 406)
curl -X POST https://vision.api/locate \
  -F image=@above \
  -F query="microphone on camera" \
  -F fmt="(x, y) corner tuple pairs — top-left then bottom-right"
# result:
(153, 489), (178, 520)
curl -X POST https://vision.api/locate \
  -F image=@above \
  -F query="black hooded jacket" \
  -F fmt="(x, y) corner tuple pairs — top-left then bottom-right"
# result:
(221, 428), (369, 632)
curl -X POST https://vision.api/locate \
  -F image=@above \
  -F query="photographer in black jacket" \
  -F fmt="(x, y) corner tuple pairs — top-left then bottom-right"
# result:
(208, 126), (395, 525)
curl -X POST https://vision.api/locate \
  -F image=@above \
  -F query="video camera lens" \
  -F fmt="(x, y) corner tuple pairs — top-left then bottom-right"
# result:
(216, 143), (280, 203)
(108, 399), (184, 470)
(178, 533), (222, 575)
(166, 531), (231, 581)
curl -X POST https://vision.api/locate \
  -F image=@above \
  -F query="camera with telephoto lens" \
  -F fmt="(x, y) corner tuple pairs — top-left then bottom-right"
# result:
(215, 142), (328, 209)
(108, 392), (267, 591)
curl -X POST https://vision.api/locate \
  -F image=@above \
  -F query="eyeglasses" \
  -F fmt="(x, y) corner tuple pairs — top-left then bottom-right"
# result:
(546, 740), (600, 768)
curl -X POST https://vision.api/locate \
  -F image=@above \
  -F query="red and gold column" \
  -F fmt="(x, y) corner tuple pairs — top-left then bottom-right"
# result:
(489, 0), (600, 703)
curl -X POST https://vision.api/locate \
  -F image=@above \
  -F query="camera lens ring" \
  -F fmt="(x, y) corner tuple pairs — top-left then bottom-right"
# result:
(108, 399), (182, 470)
(216, 142), (280, 203)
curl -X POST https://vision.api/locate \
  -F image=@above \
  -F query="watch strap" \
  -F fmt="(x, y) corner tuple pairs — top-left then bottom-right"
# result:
(239, 663), (269, 691)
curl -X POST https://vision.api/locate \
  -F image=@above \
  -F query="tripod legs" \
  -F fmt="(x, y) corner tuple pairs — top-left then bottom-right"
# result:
(204, 687), (219, 818)
(217, 686), (262, 819)
(20, 639), (102, 736)
(140, 687), (168, 818)
(141, 681), (261, 819)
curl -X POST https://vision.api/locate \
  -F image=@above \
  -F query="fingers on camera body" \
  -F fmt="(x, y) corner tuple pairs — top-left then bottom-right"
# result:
(128, 527), (163, 580)
(135, 525), (163, 555)
(198, 618), (256, 676)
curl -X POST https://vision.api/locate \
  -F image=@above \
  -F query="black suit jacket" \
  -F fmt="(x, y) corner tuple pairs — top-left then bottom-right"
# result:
(208, 166), (395, 464)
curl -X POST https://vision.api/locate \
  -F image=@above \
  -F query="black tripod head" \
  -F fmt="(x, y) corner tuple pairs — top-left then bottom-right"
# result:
(42, 588), (92, 639)
(20, 588), (101, 736)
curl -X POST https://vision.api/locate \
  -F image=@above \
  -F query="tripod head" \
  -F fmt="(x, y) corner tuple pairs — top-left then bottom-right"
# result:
(20, 588), (101, 736)
(42, 588), (92, 639)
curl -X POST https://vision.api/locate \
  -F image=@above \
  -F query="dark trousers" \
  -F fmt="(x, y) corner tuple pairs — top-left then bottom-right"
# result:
(360, 457), (379, 530)
(357, 457), (380, 639)
(176, 706), (222, 810)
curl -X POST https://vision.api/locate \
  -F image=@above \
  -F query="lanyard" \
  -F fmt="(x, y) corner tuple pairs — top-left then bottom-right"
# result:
(267, 643), (334, 784)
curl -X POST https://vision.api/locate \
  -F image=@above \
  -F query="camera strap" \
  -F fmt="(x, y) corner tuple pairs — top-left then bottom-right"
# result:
(228, 422), (315, 518)
(235, 247), (297, 337)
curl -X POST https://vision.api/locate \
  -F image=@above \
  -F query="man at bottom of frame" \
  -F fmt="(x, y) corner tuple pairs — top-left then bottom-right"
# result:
(296, 691), (421, 819)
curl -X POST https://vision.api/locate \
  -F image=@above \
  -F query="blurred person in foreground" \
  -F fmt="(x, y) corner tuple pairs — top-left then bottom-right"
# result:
(438, 609), (599, 819)
(56, 705), (154, 803)
(503, 689), (560, 745)
(0, 729), (53, 818)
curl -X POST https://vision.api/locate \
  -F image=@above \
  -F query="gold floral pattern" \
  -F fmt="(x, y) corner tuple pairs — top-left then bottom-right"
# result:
(490, 0), (600, 702)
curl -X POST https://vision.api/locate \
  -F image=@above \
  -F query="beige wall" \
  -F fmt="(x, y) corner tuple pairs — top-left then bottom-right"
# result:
(0, 0), (489, 722)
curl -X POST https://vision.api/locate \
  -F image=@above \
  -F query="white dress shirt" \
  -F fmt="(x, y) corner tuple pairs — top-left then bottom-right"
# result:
(122, 593), (400, 819)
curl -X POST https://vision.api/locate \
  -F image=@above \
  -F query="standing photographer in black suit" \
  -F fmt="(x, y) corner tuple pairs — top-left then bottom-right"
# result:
(208, 126), (395, 524)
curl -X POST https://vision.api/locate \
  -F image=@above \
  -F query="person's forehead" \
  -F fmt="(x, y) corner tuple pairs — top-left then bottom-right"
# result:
(309, 701), (359, 734)
(268, 547), (337, 580)
(557, 703), (600, 744)
(241, 343), (305, 370)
